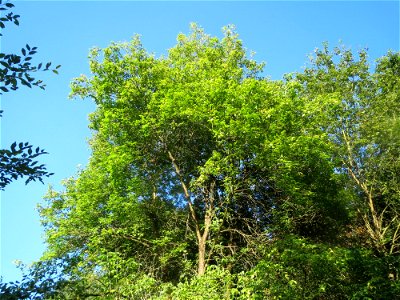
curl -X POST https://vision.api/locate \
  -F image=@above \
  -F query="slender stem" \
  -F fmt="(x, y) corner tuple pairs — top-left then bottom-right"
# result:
(167, 150), (201, 242)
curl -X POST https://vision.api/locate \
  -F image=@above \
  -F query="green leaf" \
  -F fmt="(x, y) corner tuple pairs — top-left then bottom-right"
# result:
(20, 78), (31, 88)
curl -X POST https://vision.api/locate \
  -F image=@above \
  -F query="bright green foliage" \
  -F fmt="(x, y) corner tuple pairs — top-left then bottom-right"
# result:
(67, 23), (346, 278)
(234, 236), (400, 299)
(69, 24), (277, 277)
(3, 25), (399, 299)
(161, 266), (233, 300)
(294, 45), (400, 255)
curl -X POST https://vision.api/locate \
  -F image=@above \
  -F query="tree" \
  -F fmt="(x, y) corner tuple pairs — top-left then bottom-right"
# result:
(0, 0), (58, 189)
(294, 45), (400, 256)
(67, 24), (268, 276)
(36, 25), (346, 297)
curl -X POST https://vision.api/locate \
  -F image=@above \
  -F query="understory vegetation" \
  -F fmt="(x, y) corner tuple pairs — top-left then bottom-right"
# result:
(1, 24), (400, 299)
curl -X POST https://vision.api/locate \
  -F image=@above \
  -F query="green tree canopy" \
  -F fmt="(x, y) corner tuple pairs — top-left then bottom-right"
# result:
(3, 24), (399, 299)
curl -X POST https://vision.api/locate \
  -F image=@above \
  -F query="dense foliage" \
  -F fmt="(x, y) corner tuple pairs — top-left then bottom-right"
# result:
(2, 24), (399, 299)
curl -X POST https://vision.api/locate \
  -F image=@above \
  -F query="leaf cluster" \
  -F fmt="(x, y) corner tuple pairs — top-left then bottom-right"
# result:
(0, 1), (60, 93)
(0, 142), (53, 190)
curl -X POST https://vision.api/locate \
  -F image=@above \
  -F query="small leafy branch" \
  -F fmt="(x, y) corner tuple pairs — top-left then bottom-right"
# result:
(0, 142), (54, 190)
(0, 0), (19, 29)
(0, 0), (60, 93)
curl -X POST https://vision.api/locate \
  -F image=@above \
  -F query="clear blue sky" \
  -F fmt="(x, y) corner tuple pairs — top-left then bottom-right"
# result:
(1, 0), (399, 283)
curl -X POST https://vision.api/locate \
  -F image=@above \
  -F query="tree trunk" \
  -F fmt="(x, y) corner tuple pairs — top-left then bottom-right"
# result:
(197, 180), (215, 275)
(198, 237), (207, 275)
(167, 150), (215, 276)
